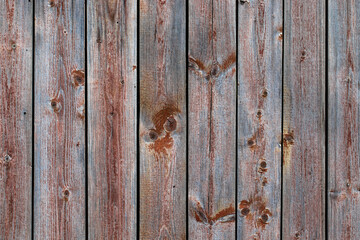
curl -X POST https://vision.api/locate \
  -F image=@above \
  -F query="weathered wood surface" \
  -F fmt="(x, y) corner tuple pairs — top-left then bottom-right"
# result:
(34, 1), (86, 238)
(328, 1), (360, 239)
(283, 0), (326, 239)
(87, 0), (137, 239)
(0, 1), (33, 239)
(237, 0), (283, 239)
(139, 0), (186, 239)
(188, 0), (236, 239)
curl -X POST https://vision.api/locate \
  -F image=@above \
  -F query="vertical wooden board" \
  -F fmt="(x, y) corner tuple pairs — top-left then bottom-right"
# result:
(237, 0), (282, 239)
(0, 1), (33, 239)
(139, 0), (186, 238)
(87, 0), (137, 239)
(34, 0), (85, 238)
(328, 1), (360, 239)
(283, 0), (325, 239)
(188, 0), (236, 239)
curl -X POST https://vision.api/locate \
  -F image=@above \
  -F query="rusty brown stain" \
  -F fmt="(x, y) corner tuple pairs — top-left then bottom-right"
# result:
(132, 65), (137, 71)
(148, 132), (174, 161)
(220, 52), (236, 71)
(71, 69), (85, 87)
(189, 55), (207, 72)
(151, 105), (180, 134)
(238, 196), (272, 230)
(283, 131), (294, 147)
(190, 200), (235, 226)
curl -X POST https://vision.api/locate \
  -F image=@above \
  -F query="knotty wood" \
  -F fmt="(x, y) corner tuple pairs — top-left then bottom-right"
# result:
(34, 1), (86, 238)
(283, 0), (325, 239)
(0, 1), (33, 239)
(87, 0), (137, 239)
(328, 1), (360, 239)
(237, 0), (282, 239)
(139, 0), (186, 238)
(188, 0), (236, 239)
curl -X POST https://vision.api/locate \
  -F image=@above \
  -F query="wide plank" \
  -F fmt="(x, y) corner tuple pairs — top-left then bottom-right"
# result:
(139, 0), (186, 238)
(282, 0), (326, 239)
(87, 0), (137, 239)
(0, 1), (33, 239)
(34, 1), (86, 238)
(188, 0), (236, 239)
(328, 0), (360, 239)
(237, 0), (283, 239)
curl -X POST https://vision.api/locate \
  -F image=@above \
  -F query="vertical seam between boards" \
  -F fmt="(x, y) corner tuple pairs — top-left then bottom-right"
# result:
(31, 0), (35, 239)
(280, 0), (285, 238)
(84, 0), (89, 238)
(136, 0), (141, 238)
(186, 0), (189, 238)
(235, 0), (239, 239)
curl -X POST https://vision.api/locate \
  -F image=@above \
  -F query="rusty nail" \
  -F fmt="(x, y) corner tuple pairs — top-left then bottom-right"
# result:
(247, 139), (255, 147)
(260, 161), (267, 168)
(347, 183), (351, 187)
(257, 110), (262, 118)
(11, 44), (16, 49)
(261, 214), (269, 223)
(241, 208), (250, 216)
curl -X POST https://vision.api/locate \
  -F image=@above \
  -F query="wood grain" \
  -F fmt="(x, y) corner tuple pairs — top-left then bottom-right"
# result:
(0, 1), (33, 239)
(188, 0), (236, 239)
(139, 0), (186, 238)
(34, 1), (86, 238)
(237, 0), (283, 239)
(328, 1), (360, 239)
(87, 0), (137, 239)
(282, 0), (325, 239)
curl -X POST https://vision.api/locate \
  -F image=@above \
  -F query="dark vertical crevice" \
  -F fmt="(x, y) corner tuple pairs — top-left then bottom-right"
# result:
(84, 0), (89, 238)
(235, 0), (239, 239)
(136, 0), (141, 238)
(31, 0), (35, 239)
(324, 0), (329, 238)
(185, 0), (189, 238)
(280, 0), (285, 238)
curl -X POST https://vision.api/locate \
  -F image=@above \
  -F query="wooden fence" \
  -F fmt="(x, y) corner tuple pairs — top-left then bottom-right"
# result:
(0, 0), (358, 239)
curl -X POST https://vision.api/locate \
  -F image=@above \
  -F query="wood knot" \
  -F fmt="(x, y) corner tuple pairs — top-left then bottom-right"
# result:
(3, 154), (12, 163)
(284, 132), (294, 146)
(300, 50), (306, 61)
(149, 129), (158, 141)
(50, 99), (61, 113)
(239, 0), (249, 5)
(261, 89), (268, 98)
(63, 189), (70, 201)
(164, 116), (176, 132)
(71, 69), (85, 87)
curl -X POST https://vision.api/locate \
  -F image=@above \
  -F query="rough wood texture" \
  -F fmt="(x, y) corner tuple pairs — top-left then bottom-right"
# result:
(188, 0), (236, 239)
(87, 0), (137, 239)
(237, 0), (282, 239)
(0, 1), (33, 239)
(283, 0), (325, 239)
(34, 1), (86, 238)
(139, 0), (186, 238)
(328, 1), (360, 239)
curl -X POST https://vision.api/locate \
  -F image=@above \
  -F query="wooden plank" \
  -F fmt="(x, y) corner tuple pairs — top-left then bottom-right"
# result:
(282, 0), (325, 239)
(87, 0), (137, 239)
(33, 1), (86, 238)
(237, 0), (282, 239)
(139, 0), (186, 238)
(0, 1), (33, 239)
(188, 0), (236, 239)
(328, 1), (360, 239)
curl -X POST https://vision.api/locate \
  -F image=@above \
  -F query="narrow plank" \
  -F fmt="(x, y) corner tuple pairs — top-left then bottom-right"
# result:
(0, 1), (33, 239)
(237, 0), (282, 239)
(188, 0), (236, 239)
(87, 0), (137, 239)
(34, 1), (86, 238)
(282, 0), (326, 239)
(328, 1), (360, 239)
(139, 0), (186, 238)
